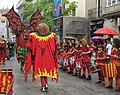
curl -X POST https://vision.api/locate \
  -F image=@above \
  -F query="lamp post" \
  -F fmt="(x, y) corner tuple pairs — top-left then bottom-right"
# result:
(98, 0), (101, 17)
(6, 20), (9, 40)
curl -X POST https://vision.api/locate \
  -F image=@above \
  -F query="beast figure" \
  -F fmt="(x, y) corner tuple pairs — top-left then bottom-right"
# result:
(3, 7), (44, 70)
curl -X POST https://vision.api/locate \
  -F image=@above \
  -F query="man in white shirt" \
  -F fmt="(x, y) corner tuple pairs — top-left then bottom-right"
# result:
(106, 38), (112, 55)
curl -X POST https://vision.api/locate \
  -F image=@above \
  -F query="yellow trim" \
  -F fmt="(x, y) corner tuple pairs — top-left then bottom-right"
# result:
(1, 75), (6, 92)
(30, 32), (55, 41)
(113, 62), (117, 77)
(105, 64), (108, 77)
(34, 68), (58, 79)
(1, 75), (13, 93)
(111, 62), (113, 77)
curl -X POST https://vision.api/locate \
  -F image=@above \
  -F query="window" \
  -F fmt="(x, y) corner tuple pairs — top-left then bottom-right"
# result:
(106, 0), (120, 6)
(112, 0), (116, 5)
(117, 0), (120, 3)
(107, 0), (112, 6)
(72, 9), (76, 16)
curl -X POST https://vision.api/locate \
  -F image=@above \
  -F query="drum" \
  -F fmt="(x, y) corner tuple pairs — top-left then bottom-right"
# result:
(75, 58), (82, 71)
(63, 57), (69, 67)
(69, 56), (75, 66)
(58, 57), (63, 65)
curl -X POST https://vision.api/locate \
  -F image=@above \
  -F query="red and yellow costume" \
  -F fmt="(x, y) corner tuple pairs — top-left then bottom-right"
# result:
(115, 48), (120, 90)
(96, 50), (106, 83)
(0, 39), (6, 64)
(24, 32), (58, 81)
(81, 45), (91, 79)
(105, 48), (117, 87)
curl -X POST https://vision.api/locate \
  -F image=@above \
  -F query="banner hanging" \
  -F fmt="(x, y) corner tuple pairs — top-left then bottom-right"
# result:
(52, 0), (61, 17)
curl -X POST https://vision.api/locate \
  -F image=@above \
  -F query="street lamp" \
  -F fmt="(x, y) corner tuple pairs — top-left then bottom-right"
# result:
(6, 20), (9, 40)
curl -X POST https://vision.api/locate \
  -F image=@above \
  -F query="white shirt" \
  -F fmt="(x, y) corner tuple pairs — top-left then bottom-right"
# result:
(106, 43), (112, 55)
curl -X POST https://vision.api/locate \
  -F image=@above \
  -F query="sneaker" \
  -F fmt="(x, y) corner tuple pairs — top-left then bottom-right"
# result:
(72, 73), (77, 76)
(68, 71), (73, 74)
(41, 87), (45, 92)
(79, 74), (86, 79)
(95, 81), (101, 84)
(101, 81), (105, 86)
(105, 86), (113, 89)
(115, 88), (120, 91)
(86, 75), (91, 80)
(44, 84), (48, 89)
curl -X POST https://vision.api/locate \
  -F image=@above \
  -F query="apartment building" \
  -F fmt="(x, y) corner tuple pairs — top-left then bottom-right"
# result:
(103, 0), (120, 37)
(87, 0), (120, 37)
(16, 0), (25, 20)
(0, 8), (11, 40)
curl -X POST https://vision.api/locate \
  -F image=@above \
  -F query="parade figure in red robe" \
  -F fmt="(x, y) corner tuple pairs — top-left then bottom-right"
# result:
(24, 23), (58, 92)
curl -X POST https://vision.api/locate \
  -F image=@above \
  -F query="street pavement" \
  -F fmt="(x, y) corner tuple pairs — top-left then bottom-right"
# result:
(0, 57), (120, 95)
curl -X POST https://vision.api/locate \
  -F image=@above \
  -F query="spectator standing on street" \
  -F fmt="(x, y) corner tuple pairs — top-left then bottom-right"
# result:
(8, 39), (15, 60)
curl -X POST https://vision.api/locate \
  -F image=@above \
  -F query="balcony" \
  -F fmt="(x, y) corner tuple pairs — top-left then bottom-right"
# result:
(103, 4), (120, 17)
(88, 7), (102, 20)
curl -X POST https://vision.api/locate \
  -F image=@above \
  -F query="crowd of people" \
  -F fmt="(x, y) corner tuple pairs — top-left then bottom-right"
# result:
(57, 36), (120, 91)
(0, 35), (15, 65)
(1, 30), (120, 92)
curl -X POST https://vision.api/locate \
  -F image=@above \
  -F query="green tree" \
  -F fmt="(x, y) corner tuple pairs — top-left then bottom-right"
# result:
(22, 0), (77, 28)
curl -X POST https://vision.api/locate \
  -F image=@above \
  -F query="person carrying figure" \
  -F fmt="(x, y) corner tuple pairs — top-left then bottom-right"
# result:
(24, 23), (58, 92)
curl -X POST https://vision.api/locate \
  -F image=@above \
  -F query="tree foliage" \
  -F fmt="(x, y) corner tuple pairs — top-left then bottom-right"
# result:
(22, 0), (77, 28)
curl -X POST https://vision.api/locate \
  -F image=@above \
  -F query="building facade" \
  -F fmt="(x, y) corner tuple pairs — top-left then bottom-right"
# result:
(87, 0), (120, 38)
(0, 8), (13, 40)
(68, 0), (86, 17)
(16, 0), (25, 20)
(103, 0), (120, 37)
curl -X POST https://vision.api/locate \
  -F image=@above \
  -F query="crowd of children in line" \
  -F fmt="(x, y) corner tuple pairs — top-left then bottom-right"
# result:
(57, 37), (120, 91)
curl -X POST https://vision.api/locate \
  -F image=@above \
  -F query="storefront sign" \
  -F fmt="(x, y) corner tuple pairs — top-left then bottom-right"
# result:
(117, 18), (120, 26)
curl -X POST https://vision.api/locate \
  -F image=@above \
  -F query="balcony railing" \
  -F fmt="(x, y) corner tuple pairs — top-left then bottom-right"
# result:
(104, 4), (120, 15)
(88, 7), (102, 20)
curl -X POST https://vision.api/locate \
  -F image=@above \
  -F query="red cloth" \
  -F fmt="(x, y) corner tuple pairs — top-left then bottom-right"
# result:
(24, 32), (58, 80)
(82, 46), (90, 63)
(96, 51), (106, 64)
(0, 43), (6, 63)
